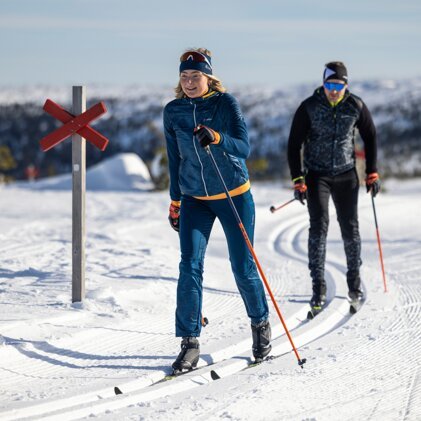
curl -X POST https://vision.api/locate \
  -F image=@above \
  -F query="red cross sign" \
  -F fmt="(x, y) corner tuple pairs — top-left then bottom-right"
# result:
(40, 99), (109, 152)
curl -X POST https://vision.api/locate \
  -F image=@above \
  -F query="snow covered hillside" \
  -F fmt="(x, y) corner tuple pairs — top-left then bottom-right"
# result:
(1, 78), (421, 183)
(0, 155), (420, 420)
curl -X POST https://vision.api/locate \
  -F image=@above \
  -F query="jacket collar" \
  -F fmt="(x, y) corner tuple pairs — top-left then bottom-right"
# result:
(181, 89), (220, 103)
(314, 86), (350, 107)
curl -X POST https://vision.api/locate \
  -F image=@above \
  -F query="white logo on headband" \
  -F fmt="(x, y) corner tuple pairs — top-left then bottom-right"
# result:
(187, 55), (194, 61)
(324, 67), (336, 80)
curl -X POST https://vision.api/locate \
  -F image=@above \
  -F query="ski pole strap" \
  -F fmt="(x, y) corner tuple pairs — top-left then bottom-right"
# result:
(292, 176), (305, 183)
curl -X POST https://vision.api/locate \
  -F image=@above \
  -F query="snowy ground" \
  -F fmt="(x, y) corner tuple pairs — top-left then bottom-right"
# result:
(0, 158), (420, 420)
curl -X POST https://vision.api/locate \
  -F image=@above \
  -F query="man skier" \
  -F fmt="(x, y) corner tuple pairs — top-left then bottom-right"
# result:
(287, 61), (380, 314)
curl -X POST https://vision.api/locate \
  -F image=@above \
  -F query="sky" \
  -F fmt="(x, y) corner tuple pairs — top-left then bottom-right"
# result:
(1, 0), (421, 88)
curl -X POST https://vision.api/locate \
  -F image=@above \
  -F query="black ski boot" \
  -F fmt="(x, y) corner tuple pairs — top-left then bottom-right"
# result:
(310, 292), (327, 308)
(347, 272), (361, 293)
(347, 272), (364, 313)
(349, 289), (364, 314)
(308, 281), (327, 319)
(172, 337), (200, 374)
(251, 320), (272, 362)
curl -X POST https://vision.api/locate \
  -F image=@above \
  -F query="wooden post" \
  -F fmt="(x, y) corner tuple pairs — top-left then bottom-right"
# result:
(40, 87), (108, 303)
(72, 86), (86, 302)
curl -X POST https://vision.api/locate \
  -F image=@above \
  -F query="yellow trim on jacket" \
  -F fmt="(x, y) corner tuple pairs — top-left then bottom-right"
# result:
(329, 95), (345, 107)
(194, 180), (250, 200)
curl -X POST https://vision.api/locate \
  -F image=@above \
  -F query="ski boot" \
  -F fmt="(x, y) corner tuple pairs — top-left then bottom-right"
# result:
(171, 337), (200, 375)
(349, 289), (364, 314)
(251, 320), (272, 363)
(307, 281), (327, 319)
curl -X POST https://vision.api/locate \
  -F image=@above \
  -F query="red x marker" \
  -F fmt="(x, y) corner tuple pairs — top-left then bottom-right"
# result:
(40, 99), (109, 152)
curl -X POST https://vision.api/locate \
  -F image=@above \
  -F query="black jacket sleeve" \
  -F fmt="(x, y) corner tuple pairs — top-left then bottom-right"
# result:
(357, 102), (377, 174)
(287, 102), (310, 180)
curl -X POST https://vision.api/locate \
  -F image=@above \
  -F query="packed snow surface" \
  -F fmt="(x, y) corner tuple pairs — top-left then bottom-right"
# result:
(30, 153), (154, 191)
(0, 154), (420, 420)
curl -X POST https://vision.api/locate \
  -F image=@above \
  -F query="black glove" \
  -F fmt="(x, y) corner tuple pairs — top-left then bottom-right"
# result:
(194, 125), (220, 148)
(168, 202), (180, 232)
(365, 173), (381, 197)
(293, 179), (307, 205)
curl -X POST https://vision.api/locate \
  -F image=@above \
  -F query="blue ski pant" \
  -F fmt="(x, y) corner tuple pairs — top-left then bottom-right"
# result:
(175, 190), (269, 337)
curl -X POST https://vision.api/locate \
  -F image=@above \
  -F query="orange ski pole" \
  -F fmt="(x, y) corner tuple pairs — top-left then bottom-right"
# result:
(269, 198), (296, 213)
(371, 193), (388, 292)
(205, 146), (306, 367)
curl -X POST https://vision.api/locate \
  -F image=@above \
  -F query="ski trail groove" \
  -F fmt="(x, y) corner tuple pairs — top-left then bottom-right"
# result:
(0, 205), (362, 421)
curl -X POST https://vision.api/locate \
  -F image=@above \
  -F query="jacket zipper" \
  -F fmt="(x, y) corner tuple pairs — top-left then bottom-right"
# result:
(332, 95), (350, 172)
(332, 107), (337, 170)
(192, 102), (209, 196)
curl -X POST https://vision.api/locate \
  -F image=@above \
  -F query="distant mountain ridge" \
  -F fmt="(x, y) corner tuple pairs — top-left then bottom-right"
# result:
(0, 79), (420, 184)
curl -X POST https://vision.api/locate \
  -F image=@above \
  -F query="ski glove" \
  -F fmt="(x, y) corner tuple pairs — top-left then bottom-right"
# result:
(168, 201), (181, 232)
(293, 177), (307, 205)
(194, 125), (221, 148)
(365, 172), (381, 197)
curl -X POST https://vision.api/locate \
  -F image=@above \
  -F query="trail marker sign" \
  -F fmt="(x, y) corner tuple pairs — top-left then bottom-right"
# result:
(40, 86), (109, 302)
(40, 99), (108, 152)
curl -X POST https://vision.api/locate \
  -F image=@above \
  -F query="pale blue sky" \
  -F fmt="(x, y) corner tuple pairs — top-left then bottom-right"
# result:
(1, 0), (420, 87)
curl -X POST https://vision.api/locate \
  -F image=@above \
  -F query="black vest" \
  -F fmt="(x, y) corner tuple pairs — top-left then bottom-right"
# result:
(303, 88), (363, 175)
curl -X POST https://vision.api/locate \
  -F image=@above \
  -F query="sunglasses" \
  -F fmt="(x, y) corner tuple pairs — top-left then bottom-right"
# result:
(180, 51), (212, 69)
(324, 82), (346, 91)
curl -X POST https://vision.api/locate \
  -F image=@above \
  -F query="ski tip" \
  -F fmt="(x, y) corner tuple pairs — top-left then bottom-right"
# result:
(210, 370), (221, 380)
(269, 205), (275, 213)
(307, 311), (314, 320)
(114, 386), (123, 395)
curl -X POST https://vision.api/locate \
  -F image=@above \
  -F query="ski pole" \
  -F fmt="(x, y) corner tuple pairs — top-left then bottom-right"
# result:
(205, 146), (306, 368)
(371, 192), (388, 293)
(269, 198), (296, 213)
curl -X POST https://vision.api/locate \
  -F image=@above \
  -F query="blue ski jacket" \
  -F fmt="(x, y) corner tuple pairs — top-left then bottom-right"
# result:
(163, 91), (250, 201)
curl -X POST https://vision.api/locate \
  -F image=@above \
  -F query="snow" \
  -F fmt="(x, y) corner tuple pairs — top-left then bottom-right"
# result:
(0, 154), (420, 420)
(25, 153), (154, 191)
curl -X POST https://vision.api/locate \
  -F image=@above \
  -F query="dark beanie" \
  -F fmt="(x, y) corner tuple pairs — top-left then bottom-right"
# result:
(323, 62), (348, 83)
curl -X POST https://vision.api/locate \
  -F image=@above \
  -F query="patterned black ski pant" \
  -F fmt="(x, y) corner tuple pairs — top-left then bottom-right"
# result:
(306, 168), (362, 292)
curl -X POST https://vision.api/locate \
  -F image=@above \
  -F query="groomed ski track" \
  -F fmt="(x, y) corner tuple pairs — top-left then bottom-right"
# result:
(0, 186), (419, 420)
